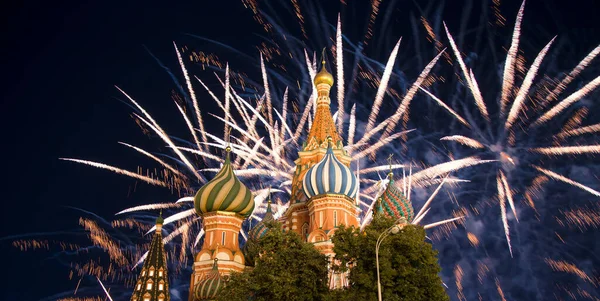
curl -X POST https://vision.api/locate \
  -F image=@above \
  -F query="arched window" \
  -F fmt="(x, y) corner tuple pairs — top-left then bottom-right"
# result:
(158, 293), (166, 301)
(149, 266), (155, 277)
(158, 267), (164, 277)
(136, 282), (142, 291)
(141, 269), (146, 276)
(302, 223), (309, 239)
(158, 280), (165, 291)
(333, 211), (338, 227)
(143, 293), (151, 301)
(146, 279), (153, 290)
(221, 232), (226, 245)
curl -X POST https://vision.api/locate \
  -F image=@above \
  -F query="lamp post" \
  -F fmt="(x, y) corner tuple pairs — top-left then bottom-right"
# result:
(376, 219), (406, 301)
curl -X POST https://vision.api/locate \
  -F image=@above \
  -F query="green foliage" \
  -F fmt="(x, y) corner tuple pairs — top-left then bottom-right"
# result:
(217, 223), (330, 301)
(330, 215), (450, 301)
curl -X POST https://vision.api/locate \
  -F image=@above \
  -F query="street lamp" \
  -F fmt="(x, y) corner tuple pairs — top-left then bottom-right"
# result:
(376, 218), (406, 301)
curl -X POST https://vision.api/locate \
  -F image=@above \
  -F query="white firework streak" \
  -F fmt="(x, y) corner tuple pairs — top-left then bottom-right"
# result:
(173, 42), (207, 149)
(365, 38), (401, 133)
(532, 165), (600, 197)
(173, 100), (203, 157)
(419, 87), (470, 127)
(407, 165), (413, 202)
(444, 22), (489, 120)
(224, 64), (231, 141)
(117, 87), (202, 181)
(118, 142), (184, 177)
(534, 76), (600, 126)
(497, 173), (513, 257)
(176, 196), (194, 203)
(347, 104), (357, 149)
(499, 170), (518, 222)
(304, 49), (317, 116)
(422, 216), (465, 230)
(500, 0), (525, 115)
(351, 130), (415, 161)
(505, 37), (556, 130)
(116, 203), (184, 215)
(193, 228), (205, 248)
(555, 123), (600, 139)
(530, 145), (600, 156)
(413, 175), (449, 222)
(60, 158), (167, 187)
(411, 208), (430, 225)
(384, 50), (446, 137)
(133, 251), (148, 269)
(96, 276), (114, 301)
(440, 135), (485, 149)
(543, 43), (600, 107)
(336, 14), (345, 133)
(146, 208), (196, 234)
(164, 218), (197, 243)
(411, 157), (496, 184)
(359, 164), (406, 174)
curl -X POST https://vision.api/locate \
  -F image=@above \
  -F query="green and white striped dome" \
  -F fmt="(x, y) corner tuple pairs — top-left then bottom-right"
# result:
(194, 147), (255, 218)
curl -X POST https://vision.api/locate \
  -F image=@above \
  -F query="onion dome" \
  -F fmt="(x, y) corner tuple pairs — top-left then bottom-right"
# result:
(376, 173), (414, 222)
(303, 138), (358, 199)
(248, 191), (275, 241)
(193, 259), (223, 301)
(314, 51), (334, 87)
(194, 146), (255, 218)
(314, 61), (334, 86)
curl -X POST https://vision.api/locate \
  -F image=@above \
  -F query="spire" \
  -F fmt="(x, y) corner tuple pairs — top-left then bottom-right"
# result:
(266, 187), (273, 214)
(156, 210), (164, 225)
(130, 216), (170, 301)
(156, 210), (164, 232)
(248, 187), (276, 241)
(193, 259), (224, 300)
(305, 50), (342, 150)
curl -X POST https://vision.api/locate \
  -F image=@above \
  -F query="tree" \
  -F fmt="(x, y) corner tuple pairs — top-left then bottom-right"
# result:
(217, 222), (330, 301)
(330, 215), (450, 301)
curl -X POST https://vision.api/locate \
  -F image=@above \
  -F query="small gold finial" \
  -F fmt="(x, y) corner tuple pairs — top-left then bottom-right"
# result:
(267, 186), (272, 204)
(314, 48), (334, 87)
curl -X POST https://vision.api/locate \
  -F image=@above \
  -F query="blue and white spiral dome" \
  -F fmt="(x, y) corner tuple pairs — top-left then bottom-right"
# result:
(302, 140), (358, 199)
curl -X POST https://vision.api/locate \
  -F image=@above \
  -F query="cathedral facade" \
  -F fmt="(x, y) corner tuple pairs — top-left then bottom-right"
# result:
(130, 58), (414, 301)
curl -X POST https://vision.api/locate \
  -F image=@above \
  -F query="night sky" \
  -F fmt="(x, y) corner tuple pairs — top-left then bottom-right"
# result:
(2, 0), (600, 300)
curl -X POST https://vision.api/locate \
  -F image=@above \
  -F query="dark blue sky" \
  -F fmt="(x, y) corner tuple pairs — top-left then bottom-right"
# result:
(2, 0), (599, 300)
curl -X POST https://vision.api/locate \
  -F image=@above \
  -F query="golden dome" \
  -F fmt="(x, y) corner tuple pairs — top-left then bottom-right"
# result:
(314, 61), (334, 87)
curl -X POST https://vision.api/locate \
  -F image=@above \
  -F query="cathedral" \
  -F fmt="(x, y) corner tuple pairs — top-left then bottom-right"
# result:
(130, 58), (414, 301)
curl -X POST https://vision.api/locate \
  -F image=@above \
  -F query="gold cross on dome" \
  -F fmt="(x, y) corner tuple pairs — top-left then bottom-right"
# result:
(387, 154), (394, 174)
